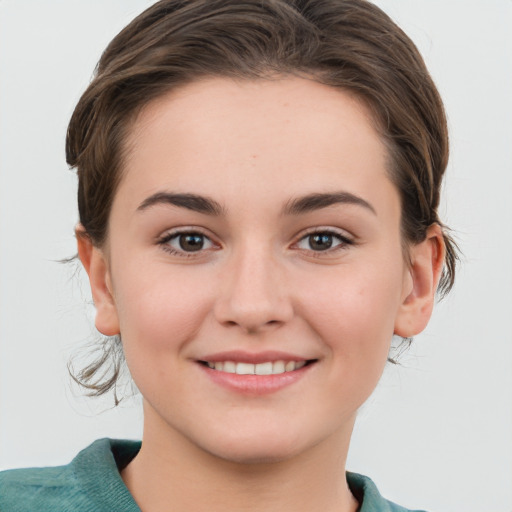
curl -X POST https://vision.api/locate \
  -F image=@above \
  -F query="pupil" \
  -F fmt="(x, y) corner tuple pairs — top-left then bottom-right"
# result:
(179, 234), (204, 251)
(310, 234), (332, 251)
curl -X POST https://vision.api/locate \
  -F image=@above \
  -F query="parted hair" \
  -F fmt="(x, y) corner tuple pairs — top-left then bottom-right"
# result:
(67, 0), (458, 398)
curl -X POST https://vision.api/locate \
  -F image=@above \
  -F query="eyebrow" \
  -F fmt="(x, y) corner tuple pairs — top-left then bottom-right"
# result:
(137, 192), (224, 215)
(283, 192), (376, 216)
(136, 190), (376, 217)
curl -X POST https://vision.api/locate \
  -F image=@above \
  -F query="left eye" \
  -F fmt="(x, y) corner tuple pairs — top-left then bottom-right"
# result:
(296, 232), (349, 252)
(165, 232), (215, 252)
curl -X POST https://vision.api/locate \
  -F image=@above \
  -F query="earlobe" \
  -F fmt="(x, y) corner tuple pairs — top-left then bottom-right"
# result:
(76, 225), (120, 336)
(394, 224), (445, 338)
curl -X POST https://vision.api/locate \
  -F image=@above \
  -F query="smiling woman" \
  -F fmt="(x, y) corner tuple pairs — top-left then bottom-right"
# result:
(85, 77), (435, 474)
(0, 1), (460, 511)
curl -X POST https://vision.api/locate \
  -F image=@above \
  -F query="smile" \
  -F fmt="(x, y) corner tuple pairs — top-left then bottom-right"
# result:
(203, 360), (308, 375)
(197, 352), (318, 394)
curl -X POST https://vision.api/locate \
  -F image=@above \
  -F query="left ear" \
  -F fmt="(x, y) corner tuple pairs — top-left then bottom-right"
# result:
(394, 224), (445, 338)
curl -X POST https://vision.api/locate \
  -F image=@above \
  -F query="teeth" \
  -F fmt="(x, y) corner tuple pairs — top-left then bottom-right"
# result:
(224, 361), (236, 373)
(206, 360), (307, 375)
(236, 363), (254, 375)
(255, 362), (273, 375)
(273, 360), (285, 373)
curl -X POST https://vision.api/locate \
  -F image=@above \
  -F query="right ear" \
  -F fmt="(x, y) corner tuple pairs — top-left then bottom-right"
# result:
(76, 225), (120, 336)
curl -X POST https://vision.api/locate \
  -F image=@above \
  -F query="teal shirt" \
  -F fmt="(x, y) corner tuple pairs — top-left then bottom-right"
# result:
(0, 439), (426, 511)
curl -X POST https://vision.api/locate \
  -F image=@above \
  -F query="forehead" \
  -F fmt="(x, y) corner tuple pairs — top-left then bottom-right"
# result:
(119, 77), (396, 216)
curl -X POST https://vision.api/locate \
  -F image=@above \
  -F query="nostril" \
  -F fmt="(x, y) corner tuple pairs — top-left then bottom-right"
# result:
(213, 288), (294, 332)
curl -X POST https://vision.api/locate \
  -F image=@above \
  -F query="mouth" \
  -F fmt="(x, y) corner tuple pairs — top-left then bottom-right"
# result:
(198, 359), (316, 375)
(196, 351), (318, 394)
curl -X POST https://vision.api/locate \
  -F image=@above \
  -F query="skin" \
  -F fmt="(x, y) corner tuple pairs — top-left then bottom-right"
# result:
(78, 77), (444, 512)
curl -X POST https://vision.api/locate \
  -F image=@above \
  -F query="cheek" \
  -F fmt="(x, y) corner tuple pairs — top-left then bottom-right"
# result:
(297, 259), (404, 364)
(112, 265), (215, 357)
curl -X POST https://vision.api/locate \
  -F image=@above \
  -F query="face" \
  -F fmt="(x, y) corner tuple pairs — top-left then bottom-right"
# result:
(84, 77), (436, 464)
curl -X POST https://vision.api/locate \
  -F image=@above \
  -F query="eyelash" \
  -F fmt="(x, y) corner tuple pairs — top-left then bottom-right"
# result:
(294, 229), (354, 256)
(157, 229), (217, 258)
(156, 228), (354, 258)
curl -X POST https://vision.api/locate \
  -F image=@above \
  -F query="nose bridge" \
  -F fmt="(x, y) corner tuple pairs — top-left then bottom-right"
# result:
(214, 237), (292, 332)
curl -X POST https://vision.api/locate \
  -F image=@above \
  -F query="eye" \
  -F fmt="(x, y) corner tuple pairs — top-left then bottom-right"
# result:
(159, 231), (216, 255)
(295, 231), (352, 252)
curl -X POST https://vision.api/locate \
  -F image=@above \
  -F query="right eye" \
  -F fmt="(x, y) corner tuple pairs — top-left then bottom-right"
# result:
(158, 231), (216, 256)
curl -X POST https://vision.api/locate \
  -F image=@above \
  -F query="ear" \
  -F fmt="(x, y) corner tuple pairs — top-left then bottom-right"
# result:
(394, 224), (445, 338)
(76, 225), (120, 336)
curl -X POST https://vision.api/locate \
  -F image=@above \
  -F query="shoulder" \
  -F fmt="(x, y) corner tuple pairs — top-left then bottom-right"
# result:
(347, 472), (428, 512)
(0, 438), (141, 512)
(0, 462), (85, 511)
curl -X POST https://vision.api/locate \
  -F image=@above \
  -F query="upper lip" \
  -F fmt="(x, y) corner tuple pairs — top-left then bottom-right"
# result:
(198, 350), (314, 364)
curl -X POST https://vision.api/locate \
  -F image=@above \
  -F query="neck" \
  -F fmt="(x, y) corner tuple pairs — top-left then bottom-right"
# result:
(122, 406), (359, 512)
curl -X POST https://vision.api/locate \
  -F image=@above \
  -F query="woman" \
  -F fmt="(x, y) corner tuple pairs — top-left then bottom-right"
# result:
(0, 1), (458, 510)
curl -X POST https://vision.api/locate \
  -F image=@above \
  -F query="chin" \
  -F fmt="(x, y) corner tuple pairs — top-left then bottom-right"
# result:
(206, 440), (301, 465)
(192, 423), (317, 466)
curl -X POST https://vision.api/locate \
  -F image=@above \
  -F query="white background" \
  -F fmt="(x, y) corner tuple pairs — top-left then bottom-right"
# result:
(0, 1), (511, 511)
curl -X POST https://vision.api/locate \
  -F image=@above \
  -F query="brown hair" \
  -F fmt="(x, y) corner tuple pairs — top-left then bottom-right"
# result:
(67, 0), (458, 398)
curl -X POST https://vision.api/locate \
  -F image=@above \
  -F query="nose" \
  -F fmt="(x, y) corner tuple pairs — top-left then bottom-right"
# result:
(213, 244), (293, 333)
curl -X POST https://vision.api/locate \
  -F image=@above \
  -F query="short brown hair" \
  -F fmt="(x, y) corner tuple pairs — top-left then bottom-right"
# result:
(67, 0), (458, 398)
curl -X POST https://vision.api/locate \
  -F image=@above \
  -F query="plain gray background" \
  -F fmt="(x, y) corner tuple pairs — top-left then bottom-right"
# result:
(0, 1), (511, 511)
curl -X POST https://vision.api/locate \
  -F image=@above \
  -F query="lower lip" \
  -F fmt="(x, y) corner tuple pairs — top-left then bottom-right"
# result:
(198, 363), (314, 395)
